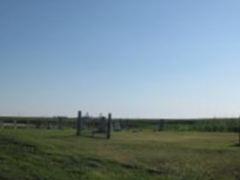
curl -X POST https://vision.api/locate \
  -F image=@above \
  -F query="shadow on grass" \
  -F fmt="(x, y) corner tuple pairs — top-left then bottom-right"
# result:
(231, 143), (240, 147)
(48, 133), (109, 140)
(79, 134), (109, 140)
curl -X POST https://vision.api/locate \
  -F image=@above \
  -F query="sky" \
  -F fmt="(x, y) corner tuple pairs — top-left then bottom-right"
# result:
(1, 0), (240, 118)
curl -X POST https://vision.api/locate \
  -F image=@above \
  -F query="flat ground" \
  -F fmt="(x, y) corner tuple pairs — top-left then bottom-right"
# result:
(0, 129), (239, 180)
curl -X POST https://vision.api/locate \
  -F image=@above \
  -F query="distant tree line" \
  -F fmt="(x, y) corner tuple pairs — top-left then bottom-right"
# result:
(0, 117), (239, 132)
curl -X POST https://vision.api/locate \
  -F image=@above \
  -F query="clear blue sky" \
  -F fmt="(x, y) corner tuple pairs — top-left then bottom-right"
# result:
(1, 0), (240, 118)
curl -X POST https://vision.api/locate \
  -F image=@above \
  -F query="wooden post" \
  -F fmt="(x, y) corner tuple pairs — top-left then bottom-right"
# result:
(35, 120), (39, 129)
(35, 119), (41, 129)
(77, 111), (82, 136)
(107, 113), (112, 139)
(239, 128), (240, 146)
(238, 120), (240, 146)
(47, 120), (50, 129)
(26, 120), (30, 129)
(157, 120), (161, 131)
(158, 120), (164, 131)
(58, 117), (63, 130)
(0, 120), (3, 129)
(14, 120), (17, 129)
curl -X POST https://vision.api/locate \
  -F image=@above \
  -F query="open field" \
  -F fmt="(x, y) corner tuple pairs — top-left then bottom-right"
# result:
(0, 129), (239, 180)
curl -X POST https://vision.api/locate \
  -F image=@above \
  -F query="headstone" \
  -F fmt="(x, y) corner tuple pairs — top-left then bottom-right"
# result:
(26, 120), (30, 128)
(35, 120), (41, 129)
(47, 120), (51, 129)
(92, 117), (107, 136)
(157, 120), (165, 131)
(14, 120), (17, 129)
(58, 117), (63, 130)
(113, 121), (121, 131)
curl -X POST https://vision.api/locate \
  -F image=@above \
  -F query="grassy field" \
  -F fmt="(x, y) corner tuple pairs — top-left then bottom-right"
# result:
(0, 129), (239, 180)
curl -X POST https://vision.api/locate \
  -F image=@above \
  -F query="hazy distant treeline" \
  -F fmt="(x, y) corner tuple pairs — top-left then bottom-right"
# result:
(116, 118), (240, 132)
(0, 117), (239, 132)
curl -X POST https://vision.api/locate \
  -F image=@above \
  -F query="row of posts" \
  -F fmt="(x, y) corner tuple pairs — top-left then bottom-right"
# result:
(0, 113), (239, 145)
(76, 111), (112, 139)
(0, 118), (65, 129)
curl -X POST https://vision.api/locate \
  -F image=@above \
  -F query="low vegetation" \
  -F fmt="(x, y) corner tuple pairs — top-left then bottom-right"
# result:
(1, 117), (239, 132)
(0, 129), (239, 179)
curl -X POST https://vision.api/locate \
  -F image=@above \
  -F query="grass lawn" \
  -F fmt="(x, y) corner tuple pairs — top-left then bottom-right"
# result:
(0, 129), (239, 180)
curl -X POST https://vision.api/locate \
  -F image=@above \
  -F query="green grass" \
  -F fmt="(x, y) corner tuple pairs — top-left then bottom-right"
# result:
(0, 129), (239, 180)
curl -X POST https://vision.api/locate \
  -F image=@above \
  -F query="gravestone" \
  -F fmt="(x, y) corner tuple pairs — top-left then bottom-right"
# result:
(157, 120), (165, 131)
(58, 117), (64, 130)
(14, 120), (17, 129)
(113, 121), (121, 131)
(35, 120), (42, 129)
(92, 117), (107, 136)
(47, 120), (51, 129)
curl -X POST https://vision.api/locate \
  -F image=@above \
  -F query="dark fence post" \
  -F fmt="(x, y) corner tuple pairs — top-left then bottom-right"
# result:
(107, 113), (112, 139)
(0, 120), (3, 129)
(58, 117), (63, 130)
(238, 120), (240, 146)
(14, 120), (17, 129)
(77, 111), (82, 136)
(35, 120), (41, 129)
(26, 120), (30, 129)
(47, 120), (50, 129)
(239, 128), (240, 146)
(158, 120), (165, 131)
